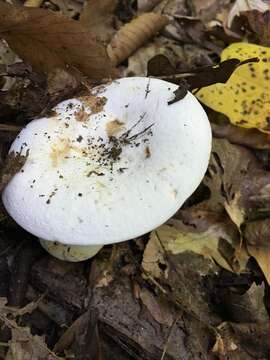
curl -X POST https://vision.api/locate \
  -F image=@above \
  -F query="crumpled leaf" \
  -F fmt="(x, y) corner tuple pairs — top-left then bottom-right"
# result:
(0, 2), (114, 79)
(197, 42), (270, 133)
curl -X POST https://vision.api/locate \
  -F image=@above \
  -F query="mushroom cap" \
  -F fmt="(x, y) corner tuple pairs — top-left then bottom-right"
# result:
(2, 77), (212, 246)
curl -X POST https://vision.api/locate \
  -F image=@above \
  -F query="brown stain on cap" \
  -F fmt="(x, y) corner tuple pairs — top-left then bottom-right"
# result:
(78, 95), (107, 115)
(106, 119), (124, 137)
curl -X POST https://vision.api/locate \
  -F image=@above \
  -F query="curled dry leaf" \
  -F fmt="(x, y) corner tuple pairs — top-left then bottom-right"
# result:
(0, 2), (115, 79)
(197, 43), (270, 133)
(107, 12), (169, 65)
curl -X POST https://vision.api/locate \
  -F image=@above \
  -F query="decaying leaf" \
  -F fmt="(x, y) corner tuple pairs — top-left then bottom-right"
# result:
(0, 2), (114, 79)
(107, 12), (169, 65)
(197, 43), (270, 132)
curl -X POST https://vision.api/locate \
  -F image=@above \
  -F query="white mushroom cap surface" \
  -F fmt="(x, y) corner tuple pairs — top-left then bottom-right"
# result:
(2, 77), (212, 246)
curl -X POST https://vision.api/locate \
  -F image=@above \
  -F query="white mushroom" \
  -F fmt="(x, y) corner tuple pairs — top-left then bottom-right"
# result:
(2, 77), (212, 261)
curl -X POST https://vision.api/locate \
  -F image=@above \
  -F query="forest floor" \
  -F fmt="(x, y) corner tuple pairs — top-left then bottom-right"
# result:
(1, 0), (270, 359)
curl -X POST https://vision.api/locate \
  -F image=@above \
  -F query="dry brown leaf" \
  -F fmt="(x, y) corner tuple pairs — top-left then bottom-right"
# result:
(80, 0), (117, 42)
(107, 12), (169, 65)
(0, 3), (114, 79)
(142, 230), (168, 279)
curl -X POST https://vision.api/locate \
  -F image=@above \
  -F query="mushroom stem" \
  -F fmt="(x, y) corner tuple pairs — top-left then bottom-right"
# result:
(39, 239), (103, 262)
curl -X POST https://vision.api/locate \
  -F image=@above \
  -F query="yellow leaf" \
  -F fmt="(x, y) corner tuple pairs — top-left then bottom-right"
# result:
(148, 223), (237, 272)
(197, 43), (270, 133)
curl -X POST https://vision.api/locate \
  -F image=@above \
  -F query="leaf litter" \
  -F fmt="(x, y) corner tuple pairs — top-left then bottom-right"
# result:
(1, 0), (270, 359)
